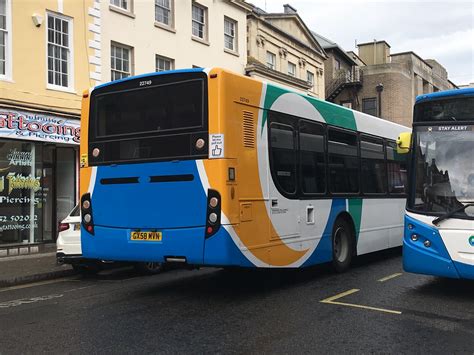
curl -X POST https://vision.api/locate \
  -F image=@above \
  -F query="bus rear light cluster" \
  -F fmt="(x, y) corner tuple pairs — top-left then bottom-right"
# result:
(81, 193), (95, 235)
(205, 189), (221, 238)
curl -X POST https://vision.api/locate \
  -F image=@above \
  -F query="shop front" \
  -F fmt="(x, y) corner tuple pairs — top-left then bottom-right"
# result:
(0, 108), (79, 255)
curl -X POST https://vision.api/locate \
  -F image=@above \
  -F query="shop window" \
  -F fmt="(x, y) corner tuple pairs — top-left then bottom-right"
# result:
(0, 141), (43, 244)
(361, 136), (387, 194)
(328, 128), (359, 193)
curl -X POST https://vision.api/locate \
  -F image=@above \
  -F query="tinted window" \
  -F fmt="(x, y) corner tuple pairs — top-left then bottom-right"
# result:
(414, 96), (474, 123)
(270, 123), (296, 194)
(94, 79), (204, 138)
(361, 136), (387, 194)
(328, 129), (359, 193)
(299, 121), (326, 194)
(387, 141), (408, 194)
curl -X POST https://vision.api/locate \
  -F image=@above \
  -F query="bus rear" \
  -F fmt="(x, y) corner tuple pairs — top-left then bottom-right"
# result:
(80, 69), (220, 265)
(403, 88), (474, 279)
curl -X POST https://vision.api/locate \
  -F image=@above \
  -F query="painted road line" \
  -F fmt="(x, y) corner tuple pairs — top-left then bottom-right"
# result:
(0, 294), (63, 309)
(377, 273), (403, 282)
(320, 289), (402, 315)
(0, 277), (79, 293)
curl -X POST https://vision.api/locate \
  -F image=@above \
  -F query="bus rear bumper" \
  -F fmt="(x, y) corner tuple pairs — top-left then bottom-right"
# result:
(81, 225), (206, 265)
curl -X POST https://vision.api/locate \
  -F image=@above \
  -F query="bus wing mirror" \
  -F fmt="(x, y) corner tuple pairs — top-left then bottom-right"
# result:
(396, 132), (412, 154)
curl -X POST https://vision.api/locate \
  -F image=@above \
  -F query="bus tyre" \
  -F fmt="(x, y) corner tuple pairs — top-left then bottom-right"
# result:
(331, 218), (354, 273)
(134, 262), (163, 275)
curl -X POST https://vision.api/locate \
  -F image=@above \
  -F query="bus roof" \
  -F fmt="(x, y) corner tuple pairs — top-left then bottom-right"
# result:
(416, 87), (474, 104)
(92, 68), (205, 91)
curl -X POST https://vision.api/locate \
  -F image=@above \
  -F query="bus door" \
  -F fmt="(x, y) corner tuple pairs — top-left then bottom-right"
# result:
(268, 122), (300, 240)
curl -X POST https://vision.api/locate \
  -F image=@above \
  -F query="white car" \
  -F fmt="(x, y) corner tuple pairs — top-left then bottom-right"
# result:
(56, 205), (163, 275)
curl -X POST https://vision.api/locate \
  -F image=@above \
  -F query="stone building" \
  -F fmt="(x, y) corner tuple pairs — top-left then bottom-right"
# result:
(319, 39), (457, 127)
(246, 5), (327, 98)
(89, 0), (252, 86)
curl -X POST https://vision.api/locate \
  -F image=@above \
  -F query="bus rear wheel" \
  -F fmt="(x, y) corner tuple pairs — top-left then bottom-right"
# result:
(331, 218), (354, 273)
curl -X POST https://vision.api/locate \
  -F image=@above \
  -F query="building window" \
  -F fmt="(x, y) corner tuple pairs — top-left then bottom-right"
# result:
(0, 0), (9, 77)
(192, 3), (207, 40)
(362, 98), (377, 116)
(341, 101), (352, 109)
(266, 51), (276, 70)
(307, 71), (314, 87)
(111, 43), (132, 81)
(335, 58), (341, 71)
(110, 0), (130, 11)
(47, 13), (73, 89)
(224, 17), (237, 52)
(156, 55), (173, 72)
(155, 0), (172, 26)
(288, 62), (296, 77)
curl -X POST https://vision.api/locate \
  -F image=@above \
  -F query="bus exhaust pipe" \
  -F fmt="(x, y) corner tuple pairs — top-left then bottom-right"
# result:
(165, 257), (187, 263)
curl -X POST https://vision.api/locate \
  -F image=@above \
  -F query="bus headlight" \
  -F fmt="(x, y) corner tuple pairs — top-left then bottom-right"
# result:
(82, 200), (90, 209)
(411, 234), (418, 241)
(84, 214), (92, 224)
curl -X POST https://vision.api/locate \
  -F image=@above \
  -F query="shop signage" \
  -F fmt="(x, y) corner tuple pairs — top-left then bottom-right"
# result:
(0, 109), (80, 145)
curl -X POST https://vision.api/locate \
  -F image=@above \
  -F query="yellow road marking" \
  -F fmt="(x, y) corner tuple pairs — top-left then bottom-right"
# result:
(320, 288), (402, 315)
(0, 277), (79, 293)
(377, 273), (403, 282)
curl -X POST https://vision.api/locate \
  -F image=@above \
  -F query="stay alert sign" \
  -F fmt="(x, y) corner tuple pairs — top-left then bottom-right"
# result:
(209, 134), (224, 159)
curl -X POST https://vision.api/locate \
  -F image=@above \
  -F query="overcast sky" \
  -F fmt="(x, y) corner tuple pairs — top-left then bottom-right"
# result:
(251, 0), (474, 85)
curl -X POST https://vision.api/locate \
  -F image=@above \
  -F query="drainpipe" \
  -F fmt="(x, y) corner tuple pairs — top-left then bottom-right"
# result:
(376, 83), (384, 118)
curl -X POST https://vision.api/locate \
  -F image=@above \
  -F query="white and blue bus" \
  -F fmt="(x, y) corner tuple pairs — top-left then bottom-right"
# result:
(401, 88), (474, 279)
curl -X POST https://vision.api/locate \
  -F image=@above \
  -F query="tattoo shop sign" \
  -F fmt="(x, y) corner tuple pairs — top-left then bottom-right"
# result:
(0, 109), (80, 145)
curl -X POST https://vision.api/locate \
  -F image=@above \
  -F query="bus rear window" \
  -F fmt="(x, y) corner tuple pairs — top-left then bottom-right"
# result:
(93, 79), (205, 138)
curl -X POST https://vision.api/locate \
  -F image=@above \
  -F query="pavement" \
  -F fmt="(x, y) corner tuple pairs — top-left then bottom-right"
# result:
(0, 249), (75, 288)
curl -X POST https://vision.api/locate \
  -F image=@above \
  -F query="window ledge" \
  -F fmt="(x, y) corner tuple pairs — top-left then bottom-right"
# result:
(224, 48), (239, 57)
(0, 77), (14, 83)
(46, 84), (77, 94)
(109, 5), (136, 19)
(191, 36), (210, 46)
(154, 21), (176, 33)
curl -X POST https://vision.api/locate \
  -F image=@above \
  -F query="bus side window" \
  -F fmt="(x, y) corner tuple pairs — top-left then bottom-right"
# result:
(361, 136), (387, 194)
(328, 128), (359, 194)
(270, 123), (296, 194)
(299, 121), (326, 194)
(387, 141), (408, 195)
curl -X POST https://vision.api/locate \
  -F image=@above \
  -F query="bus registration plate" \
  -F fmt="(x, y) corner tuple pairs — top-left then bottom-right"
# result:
(130, 231), (162, 241)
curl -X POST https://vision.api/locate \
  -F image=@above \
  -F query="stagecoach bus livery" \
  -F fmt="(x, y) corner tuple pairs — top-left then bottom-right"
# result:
(401, 88), (474, 279)
(80, 68), (408, 270)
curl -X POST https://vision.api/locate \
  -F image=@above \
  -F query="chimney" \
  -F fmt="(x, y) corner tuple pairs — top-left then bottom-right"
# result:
(283, 4), (297, 14)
